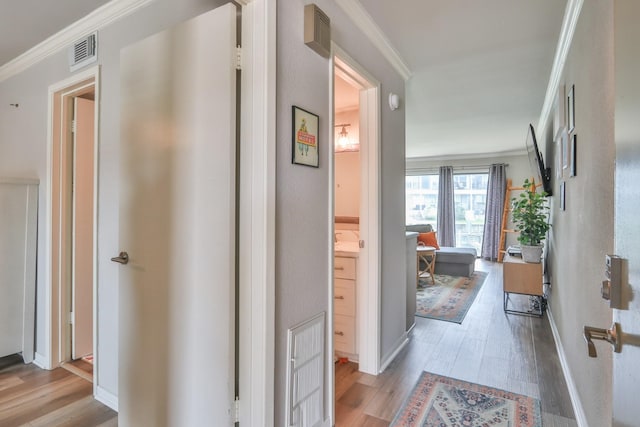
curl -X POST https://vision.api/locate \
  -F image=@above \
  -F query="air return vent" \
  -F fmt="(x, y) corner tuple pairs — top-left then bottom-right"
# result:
(69, 32), (97, 72)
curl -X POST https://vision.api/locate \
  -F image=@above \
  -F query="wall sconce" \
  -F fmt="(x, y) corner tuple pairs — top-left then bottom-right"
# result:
(335, 123), (359, 152)
(389, 93), (400, 111)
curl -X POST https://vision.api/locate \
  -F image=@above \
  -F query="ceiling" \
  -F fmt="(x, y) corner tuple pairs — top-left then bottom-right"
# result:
(0, 0), (110, 67)
(1, 0), (566, 160)
(357, 0), (566, 159)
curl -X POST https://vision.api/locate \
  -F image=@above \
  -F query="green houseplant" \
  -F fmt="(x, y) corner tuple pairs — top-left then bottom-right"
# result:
(512, 179), (550, 263)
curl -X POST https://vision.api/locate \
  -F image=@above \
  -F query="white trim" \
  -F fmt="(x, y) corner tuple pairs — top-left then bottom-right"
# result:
(379, 334), (409, 373)
(0, 0), (153, 83)
(0, 178), (39, 185)
(547, 309), (589, 427)
(95, 386), (119, 412)
(45, 65), (99, 372)
(331, 43), (381, 377)
(334, 0), (412, 81)
(537, 0), (584, 138)
(33, 352), (49, 369)
(238, 0), (276, 426)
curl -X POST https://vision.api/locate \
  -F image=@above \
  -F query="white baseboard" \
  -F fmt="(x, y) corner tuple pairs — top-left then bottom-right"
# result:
(379, 333), (409, 373)
(33, 352), (50, 369)
(95, 385), (119, 412)
(547, 309), (588, 427)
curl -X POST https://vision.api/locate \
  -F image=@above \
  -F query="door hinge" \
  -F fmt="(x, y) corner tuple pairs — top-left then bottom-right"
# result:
(236, 45), (242, 70)
(68, 311), (74, 325)
(71, 120), (77, 133)
(359, 239), (365, 248)
(233, 396), (240, 423)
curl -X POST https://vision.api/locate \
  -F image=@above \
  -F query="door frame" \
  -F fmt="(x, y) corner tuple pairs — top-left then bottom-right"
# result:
(237, 0), (277, 425)
(329, 43), (382, 421)
(45, 66), (99, 389)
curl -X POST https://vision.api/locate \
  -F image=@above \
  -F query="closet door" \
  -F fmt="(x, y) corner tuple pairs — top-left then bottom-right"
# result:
(118, 4), (237, 426)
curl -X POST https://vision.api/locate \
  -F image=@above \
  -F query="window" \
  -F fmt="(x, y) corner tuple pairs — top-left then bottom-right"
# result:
(406, 175), (439, 225)
(406, 172), (489, 253)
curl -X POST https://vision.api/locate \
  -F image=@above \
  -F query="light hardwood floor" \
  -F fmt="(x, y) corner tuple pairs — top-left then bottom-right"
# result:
(0, 354), (117, 427)
(335, 259), (578, 427)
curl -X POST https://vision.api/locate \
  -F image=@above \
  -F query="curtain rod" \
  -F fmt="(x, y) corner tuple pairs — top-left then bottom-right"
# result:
(406, 164), (509, 175)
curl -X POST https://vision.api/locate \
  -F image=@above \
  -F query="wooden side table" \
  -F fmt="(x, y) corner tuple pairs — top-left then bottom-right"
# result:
(503, 254), (544, 316)
(417, 245), (436, 285)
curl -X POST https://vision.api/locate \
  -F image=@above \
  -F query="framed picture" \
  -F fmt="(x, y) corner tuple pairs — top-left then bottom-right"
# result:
(560, 181), (566, 211)
(570, 134), (577, 177)
(562, 130), (569, 170)
(567, 84), (575, 133)
(556, 134), (563, 179)
(553, 84), (565, 140)
(292, 106), (319, 167)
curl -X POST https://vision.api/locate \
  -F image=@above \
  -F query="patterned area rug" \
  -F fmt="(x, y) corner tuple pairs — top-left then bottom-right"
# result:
(416, 271), (487, 323)
(391, 371), (542, 427)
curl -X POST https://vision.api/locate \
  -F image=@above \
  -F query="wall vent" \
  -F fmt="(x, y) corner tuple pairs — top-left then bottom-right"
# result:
(69, 32), (97, 72)
(286, 312), (325, 427)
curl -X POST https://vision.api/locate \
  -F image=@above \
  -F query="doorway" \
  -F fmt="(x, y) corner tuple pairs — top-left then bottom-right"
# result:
(331, 43), (381, 422)
(47, 67), (99, 385)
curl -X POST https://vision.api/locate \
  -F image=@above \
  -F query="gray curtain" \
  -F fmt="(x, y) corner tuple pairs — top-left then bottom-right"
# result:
(437, 166), (456, 247)
(481, 163), (507, 260)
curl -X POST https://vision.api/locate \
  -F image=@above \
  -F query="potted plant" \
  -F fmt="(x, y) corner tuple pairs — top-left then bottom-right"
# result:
(512, 179), (550, 263)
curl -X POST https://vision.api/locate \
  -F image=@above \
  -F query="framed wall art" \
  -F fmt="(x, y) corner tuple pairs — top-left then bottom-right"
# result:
(570, 134), (577, 177)
(292, 106), (319, 167)
(567, 84), (575, 133)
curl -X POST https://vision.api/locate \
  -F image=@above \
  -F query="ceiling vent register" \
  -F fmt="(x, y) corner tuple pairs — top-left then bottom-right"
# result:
(69, 32), (97, 72)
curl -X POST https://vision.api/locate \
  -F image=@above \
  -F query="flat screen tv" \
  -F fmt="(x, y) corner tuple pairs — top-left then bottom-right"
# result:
(525, 123), (552, 196)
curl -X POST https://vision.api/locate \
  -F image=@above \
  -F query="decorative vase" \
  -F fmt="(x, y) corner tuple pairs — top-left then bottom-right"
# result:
(521, 245), (543, 263)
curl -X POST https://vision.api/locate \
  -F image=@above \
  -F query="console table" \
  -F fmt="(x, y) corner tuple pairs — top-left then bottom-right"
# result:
(502, 254), (544, 316)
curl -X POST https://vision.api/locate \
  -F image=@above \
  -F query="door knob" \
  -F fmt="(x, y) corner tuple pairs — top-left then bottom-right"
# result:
(583, 322), (621, 357)
(110, 251), (129, 265)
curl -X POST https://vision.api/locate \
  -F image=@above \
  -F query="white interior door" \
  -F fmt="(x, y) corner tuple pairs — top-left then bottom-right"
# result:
(613, 1), (640, 425)
(72, 97), (94, 360)
(118, 4), (237, 426)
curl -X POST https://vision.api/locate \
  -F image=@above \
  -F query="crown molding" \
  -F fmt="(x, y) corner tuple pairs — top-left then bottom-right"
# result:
(537, 0), (584, 138)
(334, 0), (412, 81)
(0, 0), (154, 83)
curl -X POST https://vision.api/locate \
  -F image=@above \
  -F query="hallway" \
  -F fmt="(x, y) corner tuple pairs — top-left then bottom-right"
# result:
(335, 259), (578, 426)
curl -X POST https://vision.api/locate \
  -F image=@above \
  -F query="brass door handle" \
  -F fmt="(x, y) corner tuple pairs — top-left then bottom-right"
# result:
(111, 251), (129, 265)
(583, 322), (621, 357)
(335, 331), (344, 336)
(335, 295), (345, 300)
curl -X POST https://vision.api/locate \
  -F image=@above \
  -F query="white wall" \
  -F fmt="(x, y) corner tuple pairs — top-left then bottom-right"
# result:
(275, 0), (405, 424)
(0, 0), (227, 399)
(544, 2), (615, 426)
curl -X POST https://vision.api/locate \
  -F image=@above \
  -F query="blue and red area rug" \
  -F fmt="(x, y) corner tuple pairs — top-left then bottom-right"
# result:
(391, 371), (542, 427)
(416, 271), (487, 323)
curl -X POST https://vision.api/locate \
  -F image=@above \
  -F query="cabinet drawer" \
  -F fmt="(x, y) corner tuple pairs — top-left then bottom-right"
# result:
(334, 279), (355, 316)
(334, 314), (355, 354)
(334, 256), (356, 279)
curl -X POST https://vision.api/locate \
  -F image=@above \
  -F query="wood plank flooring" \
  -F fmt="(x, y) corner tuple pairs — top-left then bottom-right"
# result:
(335, 259), (578, 426)
(0, 355), (117, 426)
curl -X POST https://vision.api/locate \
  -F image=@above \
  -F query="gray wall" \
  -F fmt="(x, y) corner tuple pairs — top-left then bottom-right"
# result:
(275, 0), (406, 424)
(0, 0), (227, 398)
(544, 2), (615, 426)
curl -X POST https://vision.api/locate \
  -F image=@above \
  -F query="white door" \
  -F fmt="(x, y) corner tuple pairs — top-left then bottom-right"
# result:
(118, 4), (237, 426)
(72, 97), (94, 360)
(613, 1), (640, 425)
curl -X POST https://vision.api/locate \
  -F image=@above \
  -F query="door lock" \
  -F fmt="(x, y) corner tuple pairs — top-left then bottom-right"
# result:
(110, 251), (129, 265)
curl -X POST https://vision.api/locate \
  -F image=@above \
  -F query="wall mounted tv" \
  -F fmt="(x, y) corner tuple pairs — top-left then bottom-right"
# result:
(525, 123), (552, 196)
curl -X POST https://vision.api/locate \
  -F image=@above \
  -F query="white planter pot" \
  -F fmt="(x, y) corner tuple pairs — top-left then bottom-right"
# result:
(521, 245), (543, 263)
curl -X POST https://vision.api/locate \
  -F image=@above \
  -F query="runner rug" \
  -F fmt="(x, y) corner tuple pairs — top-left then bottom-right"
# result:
(391, 371), (542, 427)
(416, 271), (487, 323)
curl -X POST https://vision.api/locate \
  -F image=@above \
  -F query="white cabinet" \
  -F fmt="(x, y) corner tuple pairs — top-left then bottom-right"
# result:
(334, 255), (357, 358)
